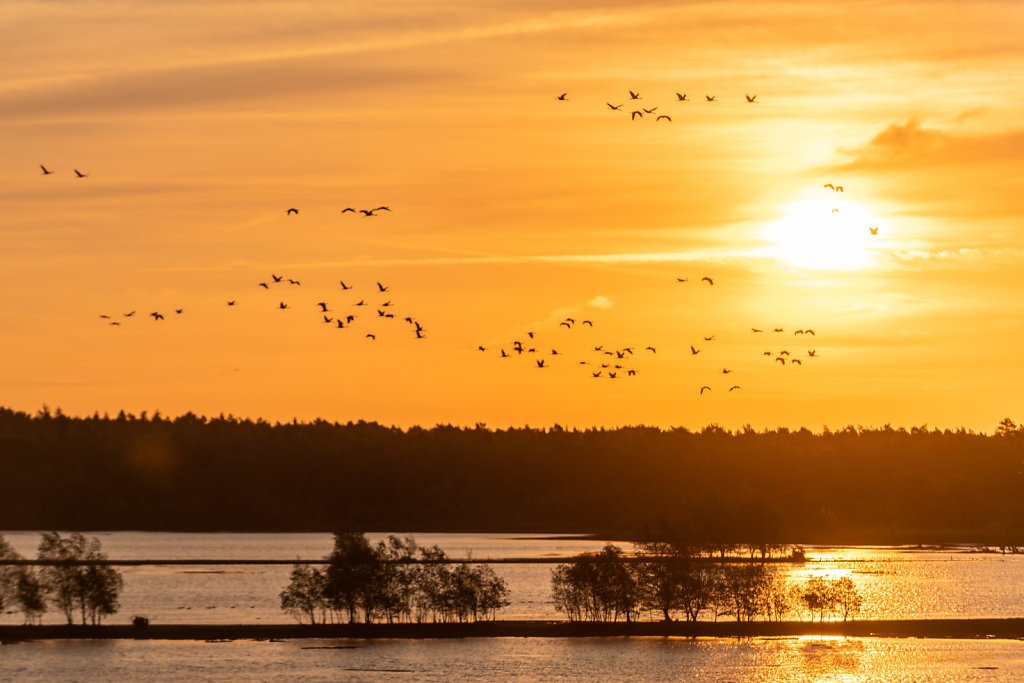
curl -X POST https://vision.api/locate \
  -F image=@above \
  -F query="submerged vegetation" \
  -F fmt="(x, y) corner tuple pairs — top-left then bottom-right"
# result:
(2, 407), (1023, 543)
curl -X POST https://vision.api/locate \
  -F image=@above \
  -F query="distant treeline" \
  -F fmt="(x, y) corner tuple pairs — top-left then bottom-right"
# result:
(2, 407), (1023, 543)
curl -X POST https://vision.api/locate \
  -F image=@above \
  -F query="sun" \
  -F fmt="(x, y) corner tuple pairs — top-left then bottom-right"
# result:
(760, 196), (879, 270)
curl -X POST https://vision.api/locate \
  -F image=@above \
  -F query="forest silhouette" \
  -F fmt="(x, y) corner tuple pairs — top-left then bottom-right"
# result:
(2, 407), (1022, 544)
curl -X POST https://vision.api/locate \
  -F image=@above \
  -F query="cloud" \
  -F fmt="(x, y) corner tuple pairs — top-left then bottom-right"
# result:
(587, 295), (614, 309)
(835, 119), (1024, 170)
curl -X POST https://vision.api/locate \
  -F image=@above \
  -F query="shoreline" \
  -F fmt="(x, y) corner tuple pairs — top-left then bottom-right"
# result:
(4, 619), (1024, 642)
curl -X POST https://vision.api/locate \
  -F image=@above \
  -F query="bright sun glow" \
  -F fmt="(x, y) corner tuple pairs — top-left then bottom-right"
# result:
(761, 197), (880, 270)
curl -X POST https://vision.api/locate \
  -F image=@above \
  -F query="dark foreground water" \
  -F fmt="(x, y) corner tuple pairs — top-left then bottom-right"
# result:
(4, 636), (1024, 681)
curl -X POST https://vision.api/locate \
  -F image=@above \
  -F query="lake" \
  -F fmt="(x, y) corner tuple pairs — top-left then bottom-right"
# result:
(3, 532), (1024, 680)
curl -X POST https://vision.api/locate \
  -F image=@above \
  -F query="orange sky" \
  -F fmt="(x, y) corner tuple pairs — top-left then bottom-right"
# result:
(2, 1), (1023, 431)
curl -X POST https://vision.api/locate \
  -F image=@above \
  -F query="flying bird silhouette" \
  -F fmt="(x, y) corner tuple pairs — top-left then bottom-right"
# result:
(150, 312), (164, 320)
(272, 274), (283, 283)
(676, 277), (688, 283)
(631, 110), (643, 120)
(808, 350), (817, 357)
(317, 302), (329, 312)
(582, 320), (593, 326)
(656, 115), (671, 122)
(258, 282), (269, 289)
(645, 346), (656, 353)
(722, 368), (732, 374)
(40, 164), (54, 175)
(339, 280), (352, 290)
(376, 282), (389, 292)
(752, 328), (763, 333)
(227, 301), (236, 306)
(279, 302), (288, 309)
(869, 227), (879, 235)
(776, 357), (786, 365)
(824, 184), (844, 192)
(341, 208), (356, 213)
(704, 335), (716, 341)
(729, 385), (742, 391)
(690, 346), (701, 355)
(366, 333), (376, 340)
(123, 311), (135, 317)
(699, 386), (711, 395)
(99, 314), (111, 319)
(556, 93), (568, 101)
(536, 359), (546, 368)
(701, 276), (714, 285)
(74, 169), (89, 178)
(791, 359), (802, 365)
(676, 93), (688, 101)
(705, 95), (716, 102)
(629, 90), (641, 99)
(642, 107), (658, 114)
(175, 309), (183, 314)
(607, 103), (623, 110)
(286, 208), (298, 215)
(745, 94), (757, 103)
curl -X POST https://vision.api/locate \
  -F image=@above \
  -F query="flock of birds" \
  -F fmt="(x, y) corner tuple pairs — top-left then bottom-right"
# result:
(97, 273), (428, 342)
(556, 90), (759, 123)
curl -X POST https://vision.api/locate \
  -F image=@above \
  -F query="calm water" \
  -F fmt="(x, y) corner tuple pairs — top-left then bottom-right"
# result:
(4, 637), (1024, 682)
(3, 532), (1024, 625)
(4, 533), (1024, 681)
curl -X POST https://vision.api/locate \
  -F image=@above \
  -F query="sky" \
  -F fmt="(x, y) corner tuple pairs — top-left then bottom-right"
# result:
(2, 0), (1023, 431)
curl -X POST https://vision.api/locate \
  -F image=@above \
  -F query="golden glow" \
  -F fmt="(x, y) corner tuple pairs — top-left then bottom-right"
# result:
(761, 197), (879, 271)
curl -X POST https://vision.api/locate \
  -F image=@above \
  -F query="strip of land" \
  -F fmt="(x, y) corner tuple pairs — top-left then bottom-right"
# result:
(3, 619), (1024, 642)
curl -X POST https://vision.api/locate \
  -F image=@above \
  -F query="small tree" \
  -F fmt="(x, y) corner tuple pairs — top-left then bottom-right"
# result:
(832, 576), (863, 621)
(0, 535), (23, 615)
(37, 532), (123, 625)
(15, 569), (47, 625)
(280, 564), (328, 625)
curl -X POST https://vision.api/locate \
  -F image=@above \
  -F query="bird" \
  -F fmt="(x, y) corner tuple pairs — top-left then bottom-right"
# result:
(366, 333), (376, 340)
(582, 320), (593, 326)
(608, 372), (617, 379)
(705, 95), (716, 102)
(560, 321), (571, 328)
(774, 328), (784, 333)
(794, 330), (804, 335)
(341, 208), (356, 213)
(656, 115), (671, 122)
(592, 372), (602, 378)
(690, 345), (700, 355)
(227, 301), (236, 306)
(627, 369), (637, 376)
(763, 351), (772, 356)
(377, 282), (389, 292)
(40, 164), (54, 175)
(271, 274), (283, 283)
(676, 93), (688, 101)
(336, 320), (346, 328)
(752, 328), (763, 333)
(642, 107), (658, 114)
(373, 206), (391, 213)
(823, 184), (844, 192)
(354, 300), (366, 306)
(109, 321), (120, 326)
(607, 103), (623, 110)
(287, 279), (301, 285)
(629, 90), (641, 99)
(150, 312), (164, 320)
(676, 277), (688, 283)
(745, 94), (757, 103)
(536, 359), (546, 368)
(700, 386), (711, 395)
(286, 208), (298, 215)
(832, 208), (839, 213)
(99, 314), (111, 319)
(377, 309), (386, 317)
(704, 335), (716, 341)
(869, 227), (879, 235)
(631, 110), (643, 120)
(701, 276), (714, 285)
(551, 349), (560, 355)
(645, 346), (656, 353)
(776, 357), (786, 365)
(279, 302), (288, 309)
(323, 315), (333, 323)
(808, 350), (817, 357)
(556, 93), (568, 101)
(123, 311), (135, 317)
(415, 329), (424, 339)
(359, 209), (376, 217)
(346, 315), (356, 323)
(527, 331), (535, 338)
(175, 308), (183, 314)
(339, 280), (352, 290)
(791, 359), (803, 365)
(779, 350), (790, 356)
(500, 350), (509, 358)
(804, 329), (816, 335)
(317, 302), (329, 312)
(722, 369), (732, 374)
(258, 282), (269, 289)
(729, 385), (742, 391)
(74, 169), (89, 178)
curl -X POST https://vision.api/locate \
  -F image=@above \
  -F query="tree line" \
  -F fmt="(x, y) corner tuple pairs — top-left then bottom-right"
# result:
(279, 533), (510, 625)
(551, 542), (862, 623)
(2, 406), (1023, 542)
(0, 532), (123, 625)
